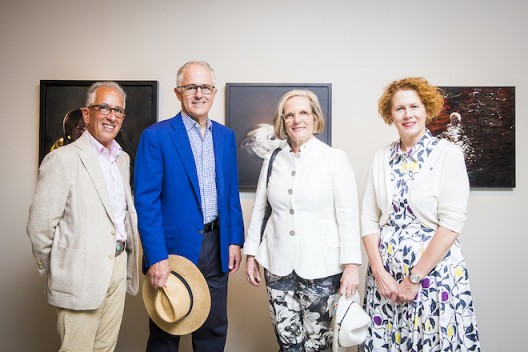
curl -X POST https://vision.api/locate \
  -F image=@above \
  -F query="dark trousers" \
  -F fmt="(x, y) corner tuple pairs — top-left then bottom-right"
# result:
(146, 228), (229, 352)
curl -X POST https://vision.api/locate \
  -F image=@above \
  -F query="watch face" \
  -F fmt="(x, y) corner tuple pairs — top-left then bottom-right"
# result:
(410, 273), (422, 284)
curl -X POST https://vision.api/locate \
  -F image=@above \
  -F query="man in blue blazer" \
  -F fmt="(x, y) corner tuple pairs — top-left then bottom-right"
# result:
(134, 61), (244, 352)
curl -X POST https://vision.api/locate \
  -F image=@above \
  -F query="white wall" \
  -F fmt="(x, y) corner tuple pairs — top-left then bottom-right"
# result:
(1, 0), (526, 350)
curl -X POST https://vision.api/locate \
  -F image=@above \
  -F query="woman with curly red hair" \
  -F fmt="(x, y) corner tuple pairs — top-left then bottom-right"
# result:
(360, 77), (480, 351)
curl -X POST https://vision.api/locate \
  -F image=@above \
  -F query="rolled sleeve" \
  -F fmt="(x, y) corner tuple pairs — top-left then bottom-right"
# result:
(438, 145), (469, 233)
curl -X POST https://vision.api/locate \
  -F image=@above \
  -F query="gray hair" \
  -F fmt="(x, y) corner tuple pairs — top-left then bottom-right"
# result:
(176, 60), (216, 87)
(85, 81), (127, 108)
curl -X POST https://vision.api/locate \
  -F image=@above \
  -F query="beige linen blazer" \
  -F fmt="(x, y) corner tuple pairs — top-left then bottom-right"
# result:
(27, 133), (139, 310)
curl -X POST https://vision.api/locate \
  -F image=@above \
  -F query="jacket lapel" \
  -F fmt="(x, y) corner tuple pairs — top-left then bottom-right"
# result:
(116, 153), (133, 206)
(116, 153), (135, 238)
(170, 115), (201, 204)
(75, 134), (114, 221)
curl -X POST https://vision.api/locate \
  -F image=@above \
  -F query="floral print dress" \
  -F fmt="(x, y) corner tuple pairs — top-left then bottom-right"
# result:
(361, 132), (480, 352)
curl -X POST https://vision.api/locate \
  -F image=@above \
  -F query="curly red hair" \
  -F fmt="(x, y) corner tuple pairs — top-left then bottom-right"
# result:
(378, 77), (444, 125)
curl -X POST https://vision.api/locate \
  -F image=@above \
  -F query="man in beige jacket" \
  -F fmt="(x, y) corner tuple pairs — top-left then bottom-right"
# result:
(27, 81), (139, 352)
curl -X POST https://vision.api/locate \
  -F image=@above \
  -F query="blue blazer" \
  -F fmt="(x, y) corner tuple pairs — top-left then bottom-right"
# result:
(134, 113), (244, 272)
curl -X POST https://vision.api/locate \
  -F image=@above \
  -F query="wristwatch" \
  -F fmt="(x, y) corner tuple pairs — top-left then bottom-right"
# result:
(409, 271), (422, 284)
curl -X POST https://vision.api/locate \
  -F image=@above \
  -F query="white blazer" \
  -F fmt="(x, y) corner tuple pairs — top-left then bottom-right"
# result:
(244, 138), (362, 280)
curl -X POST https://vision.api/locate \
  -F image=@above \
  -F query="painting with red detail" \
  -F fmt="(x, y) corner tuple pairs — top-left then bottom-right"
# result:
(427, 87), (515, 188)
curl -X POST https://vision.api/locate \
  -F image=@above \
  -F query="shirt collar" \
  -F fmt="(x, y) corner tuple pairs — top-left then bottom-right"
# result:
(285, 135), (317, 153)
(389, 129), (434, 162)
(182, 111), (212, 132)
(86, 131), (122, 158)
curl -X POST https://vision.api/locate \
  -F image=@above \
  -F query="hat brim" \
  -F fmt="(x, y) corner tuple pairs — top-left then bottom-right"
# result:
(142, 255), (211, 335)
(332, 292), (369, 351)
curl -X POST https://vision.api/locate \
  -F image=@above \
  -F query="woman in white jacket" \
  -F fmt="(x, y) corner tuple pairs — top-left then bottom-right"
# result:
(244, 90), (362, 351)
(360, 77), (480, 351)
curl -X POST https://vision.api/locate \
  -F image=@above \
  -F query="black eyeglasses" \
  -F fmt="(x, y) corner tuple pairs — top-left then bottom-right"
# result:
(88, 104), (126, 118)
(177, 84), (216, 96)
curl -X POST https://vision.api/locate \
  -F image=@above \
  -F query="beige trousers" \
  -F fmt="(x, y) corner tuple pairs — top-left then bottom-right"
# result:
(56, 252), (127, 352)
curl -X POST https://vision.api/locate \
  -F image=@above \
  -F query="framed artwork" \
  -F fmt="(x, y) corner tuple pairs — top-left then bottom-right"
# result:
(427, 86), (515, 188)
(39, 80), (158, 179)
(226, 83), (332, 191)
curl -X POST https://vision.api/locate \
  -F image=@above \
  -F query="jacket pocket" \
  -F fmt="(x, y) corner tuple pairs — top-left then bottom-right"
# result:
(49, 246), (86, 295)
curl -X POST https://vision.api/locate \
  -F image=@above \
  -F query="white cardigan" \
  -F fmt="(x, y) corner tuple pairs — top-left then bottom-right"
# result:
(244, 138), (362, 280)
(361, 139), (469, 237)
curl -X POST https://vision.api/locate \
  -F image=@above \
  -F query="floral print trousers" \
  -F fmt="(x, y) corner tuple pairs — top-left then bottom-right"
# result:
(265, 270), (341, 352)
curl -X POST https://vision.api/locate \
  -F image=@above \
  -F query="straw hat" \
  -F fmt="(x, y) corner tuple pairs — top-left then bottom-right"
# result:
(332, 292), (370, 352)
(142, 255), (211, 335)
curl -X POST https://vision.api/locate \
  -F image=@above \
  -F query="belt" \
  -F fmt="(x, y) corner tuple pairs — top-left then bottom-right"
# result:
(203, 219), (219, 233)
(115, 241), (126, 257)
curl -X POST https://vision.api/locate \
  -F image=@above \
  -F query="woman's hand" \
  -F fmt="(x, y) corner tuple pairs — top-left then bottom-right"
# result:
(396, 276), (420, 304)
(372, 267), (400, 302)
(339, 264), (360, 297)
(363, 234), (399, 302)
(245, 255), (261, 287)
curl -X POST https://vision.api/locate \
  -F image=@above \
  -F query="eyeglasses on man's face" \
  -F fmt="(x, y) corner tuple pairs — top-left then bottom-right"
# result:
(282, 110), (312, 122)
(88, 104), (126, 118)
(177, 84), (216, 96)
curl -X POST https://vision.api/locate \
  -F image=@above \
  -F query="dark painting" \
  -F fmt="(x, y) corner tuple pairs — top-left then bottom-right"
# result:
(226, 83), (332, 191)
(427, 86), (515, 188)
(39, 80), (158, 184)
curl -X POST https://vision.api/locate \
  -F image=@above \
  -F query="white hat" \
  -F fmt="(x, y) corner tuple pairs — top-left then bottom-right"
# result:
(332, 292), (370, 352)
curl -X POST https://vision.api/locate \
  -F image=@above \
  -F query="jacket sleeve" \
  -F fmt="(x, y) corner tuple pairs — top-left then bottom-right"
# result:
(26, 152), (71, 275)
(332, 150), (362, 264)
(361, 151), (383, 237)
(243, 156), (271, 256)
(226, 131), (244, 246)
(437, 144), (470, 233)
(133, 128), (168, 268)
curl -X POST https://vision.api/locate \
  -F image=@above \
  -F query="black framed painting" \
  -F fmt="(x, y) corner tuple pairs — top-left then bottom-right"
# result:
(226, 83), (332, 191)
(427, 86), (515, 188)
(39, 80), (158, 178)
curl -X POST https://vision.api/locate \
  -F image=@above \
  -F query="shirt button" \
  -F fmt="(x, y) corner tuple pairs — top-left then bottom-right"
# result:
(288, 189), (293, 194)
(295, 153), (300, 158)
(289, 209), (294, 215)
(289, 230), (295, 236)
(291, 171), (296, 176)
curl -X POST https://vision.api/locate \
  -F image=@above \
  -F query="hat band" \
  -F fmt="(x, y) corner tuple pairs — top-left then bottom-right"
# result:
(337, 301), (354, 347)
(171, 271), (194, 317)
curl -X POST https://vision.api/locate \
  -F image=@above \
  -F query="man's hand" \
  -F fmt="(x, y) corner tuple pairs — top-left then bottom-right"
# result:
(228, 245), (242, 275)
(147, 259), (170, 288)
